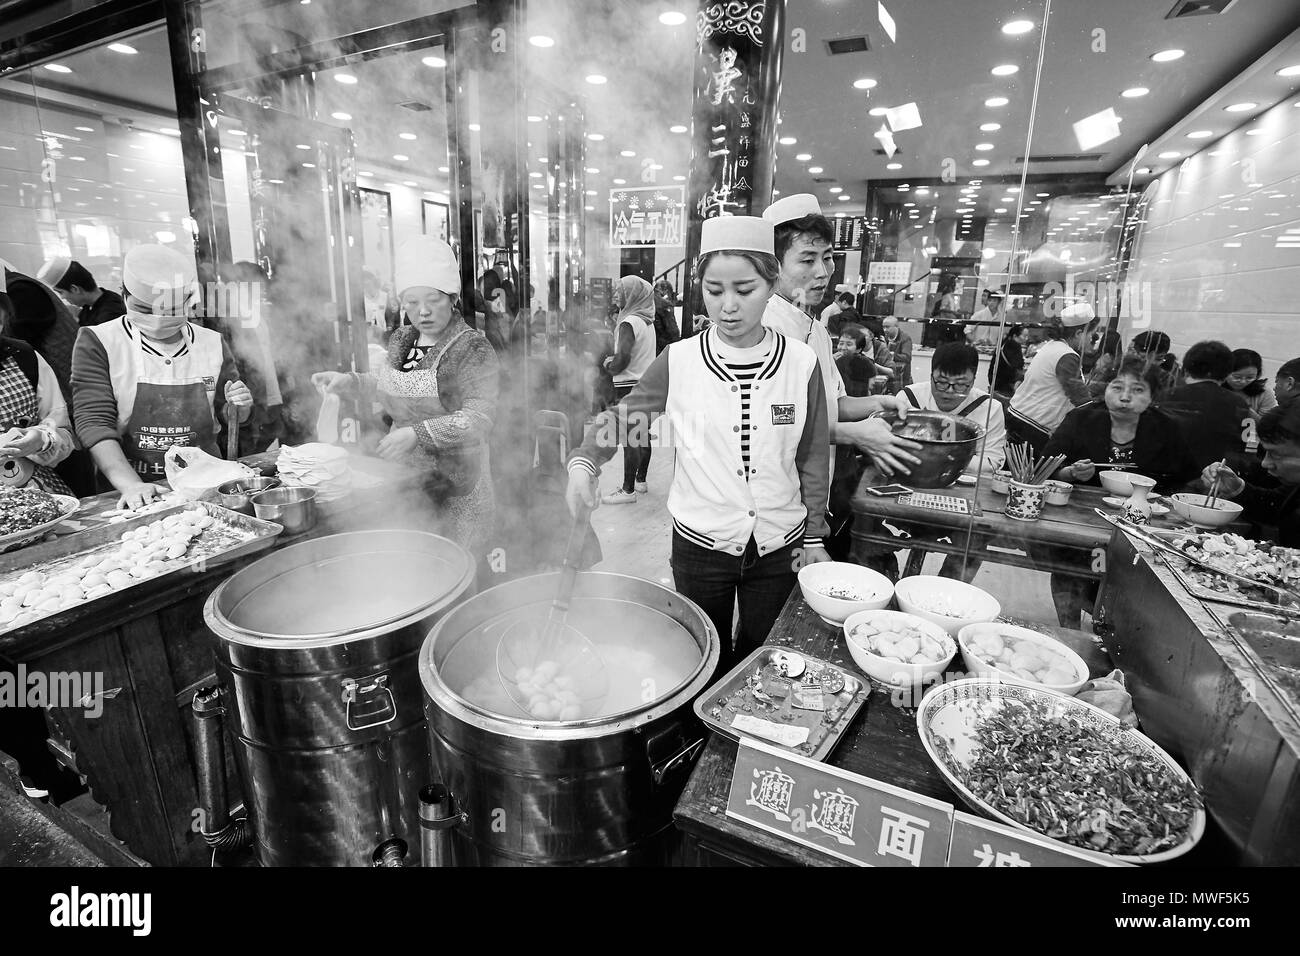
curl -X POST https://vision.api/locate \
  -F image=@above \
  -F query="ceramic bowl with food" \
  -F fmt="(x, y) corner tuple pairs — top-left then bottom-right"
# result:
(894, 575), (1001, 635)
(798, 561), (894, 624)
(957, 622), (1090, 695)
(843, 609), (956, 688)
(1098, 470), (1150, 496)
(1168, 493), (1244, 529)
(1043, 479), (1074, 506)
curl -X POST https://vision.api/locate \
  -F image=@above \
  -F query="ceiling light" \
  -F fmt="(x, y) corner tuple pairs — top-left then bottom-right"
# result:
(972, 159), (990, 166)
(621, 149), (636, 157)
(296, 143), (311, 150)
(302, 162), (316, 168)
(422, 55), (446, 68)
(991, 65), (1019, 77)
(1186, 130), (1214, 139)
(586, 190), (597, 196)
(613, 178), (626, 185)
(400, 132), (417, 140)
(468, 123), (481, 131)
(1136, 166), (1152, 174)
(1121, 87), (1149, 98)
(659, 11), (687, 26)
(331, 111), (352, 121)
(1037, 192), (1050, 197)
(980, 123), (1001, 132)
(359, 171), (374, 177)
(779, 136), (797, 145)
(108, 42), (137, 55)
(587, 132), (604, 140)
(529, 35), (555, 47)
(975, 143), (994, 151)
(1002, 20), (1034, 35)
(869, 107), (890, 117)
(670, 125), (687, 133)
(527, 115), (543, 123)
(1151, 49), (1185, 63)
(1277, 65), (1300, 78)
(829, 186), (843, 193)
(886, 162), (902, 170)
(649, 163), (663, 170)
(985, 97), (1009, 108)
(393, 154), (409, 161)
(808, 166), (823, 174)
(584, 205), (595, 211)
(673, 175), (685, 181)
(585, 166), (599, 173)
(1246, 128), (1265, 136)
(1158, 150), (1180, 159)
(585, 74), (607, 85)
(796, 153), (812, 161)
(43, 63), (72, 73)
(995, 207), (1008, 214)
(838, 195), (851, 201)
(403, 180), (417, 187)
(853, 78), (878, 90)
(334, 73), (358, 84)
(1224, 102), (1256, 112)
(75, 126), (93, 132)
(438, 166), (449, 173)
(1029, 200), (1042, 205)
(529, 171), (542, 178)
(903, 202), (915, 207)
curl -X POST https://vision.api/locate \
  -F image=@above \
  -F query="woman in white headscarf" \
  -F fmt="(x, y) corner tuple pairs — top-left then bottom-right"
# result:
(313, 236), (499, 553)
(598, 275), (657, 503)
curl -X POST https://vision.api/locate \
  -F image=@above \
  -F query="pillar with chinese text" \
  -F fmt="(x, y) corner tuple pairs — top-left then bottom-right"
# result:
(682, 0), (786, 332)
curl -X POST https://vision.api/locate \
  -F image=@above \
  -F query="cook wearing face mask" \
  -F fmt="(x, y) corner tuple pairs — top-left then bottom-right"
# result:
(70, 244), (252, 510)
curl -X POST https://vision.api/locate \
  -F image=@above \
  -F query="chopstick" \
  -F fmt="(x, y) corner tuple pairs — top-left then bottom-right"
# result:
(1206, 458), (1227, 509)
(1006, 443), (1065, 485)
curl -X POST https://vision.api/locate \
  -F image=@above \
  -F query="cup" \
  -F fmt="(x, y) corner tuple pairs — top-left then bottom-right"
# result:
(1005, 480), (1048, 521)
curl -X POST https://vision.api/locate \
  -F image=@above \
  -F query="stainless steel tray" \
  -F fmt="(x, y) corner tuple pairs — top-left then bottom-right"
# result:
(1157, 552), (1300, 617)
(693, 646), (867, 762)
(0, 501), (282, 634)
(1206, 606), (1300, 723)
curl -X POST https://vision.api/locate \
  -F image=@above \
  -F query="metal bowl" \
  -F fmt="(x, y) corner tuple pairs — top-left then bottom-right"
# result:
(889, 410), (984, 488)
(250, 486), (317, 535)
(216, 477), (282, 515)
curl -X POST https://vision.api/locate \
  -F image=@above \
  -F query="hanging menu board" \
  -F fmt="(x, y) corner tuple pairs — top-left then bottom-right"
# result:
(831, 215), (865, 251)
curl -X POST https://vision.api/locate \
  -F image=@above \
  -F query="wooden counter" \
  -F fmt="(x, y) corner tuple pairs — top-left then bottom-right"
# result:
(0, 454), (422, 866)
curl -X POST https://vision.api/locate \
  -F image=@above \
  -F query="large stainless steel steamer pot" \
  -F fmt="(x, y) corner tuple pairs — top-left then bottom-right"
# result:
(419, 572), (720, 866)
(204, 530), (474, 867)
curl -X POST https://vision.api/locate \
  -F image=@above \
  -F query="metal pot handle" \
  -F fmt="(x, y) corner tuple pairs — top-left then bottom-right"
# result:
(341, 674), (397, 731)
(650, 737), (705, 786)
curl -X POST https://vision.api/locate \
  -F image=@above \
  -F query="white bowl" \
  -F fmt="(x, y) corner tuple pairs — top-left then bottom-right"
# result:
(1098, 470), (1152, 496)
(989, 470), (1011, 495)
(797, 561), (894, 624)
(843, 609), (956, 688)
(1168, 493), (1244, 528)
(1043, 479), (1073, 506)
(894, 575), (1001, 635)
(957, 622), (1090, 695)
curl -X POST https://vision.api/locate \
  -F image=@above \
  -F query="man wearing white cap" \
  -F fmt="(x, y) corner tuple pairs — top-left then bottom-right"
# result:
(71, 244), (253, 509)
(314, 236), (499, 554)
(1007, 301), (1098, 452)
(37, 256), (126, 328)
(567, 216), (830, 671)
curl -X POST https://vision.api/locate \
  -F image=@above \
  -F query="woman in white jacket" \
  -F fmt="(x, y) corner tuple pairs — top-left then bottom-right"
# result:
(567, 217), (830, 672)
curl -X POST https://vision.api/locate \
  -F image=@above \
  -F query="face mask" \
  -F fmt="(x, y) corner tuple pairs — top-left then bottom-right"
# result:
(127, 306), (188, 340)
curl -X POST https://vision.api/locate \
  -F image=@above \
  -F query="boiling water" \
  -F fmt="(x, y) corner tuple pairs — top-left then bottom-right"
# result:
(230, 551), (459, 635)
(441, 599), (702, 721)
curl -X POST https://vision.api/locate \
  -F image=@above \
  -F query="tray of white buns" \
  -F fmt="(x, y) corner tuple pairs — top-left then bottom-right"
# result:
(0, 501), (282, 634)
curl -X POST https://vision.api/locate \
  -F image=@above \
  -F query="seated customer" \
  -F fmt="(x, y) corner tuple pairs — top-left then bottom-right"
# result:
(834, 325), (885, 397)
(1161, 340), (1252, 472)
(1128, 330), (1182, 398)
(1200, 404), (1300, 548)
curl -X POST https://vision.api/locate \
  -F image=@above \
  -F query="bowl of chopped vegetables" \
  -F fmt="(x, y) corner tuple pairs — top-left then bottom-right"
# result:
(894, 575), (1001, 635)
(957, 622), (1090, 695)
(797, 561), (894, 624)
(843, 609), (956, 688)
(917, 679), (1205, 863)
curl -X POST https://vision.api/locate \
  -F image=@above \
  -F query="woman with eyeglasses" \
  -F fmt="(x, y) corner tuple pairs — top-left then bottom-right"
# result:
(1224, 349), (1278, 421)
(71, 244), (253, 510)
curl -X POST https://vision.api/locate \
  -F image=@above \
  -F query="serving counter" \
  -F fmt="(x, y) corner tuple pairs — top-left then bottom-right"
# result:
(0, 454), (423, 866)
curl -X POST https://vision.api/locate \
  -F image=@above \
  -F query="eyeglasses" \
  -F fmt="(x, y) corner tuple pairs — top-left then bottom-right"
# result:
(932, 377), (973, 394)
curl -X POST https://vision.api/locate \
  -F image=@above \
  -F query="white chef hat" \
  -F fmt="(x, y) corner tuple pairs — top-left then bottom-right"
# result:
(123, 244), (198, 314)
(1060, 301), (1097, 326)
(394, 236), (461, 296)
(37, 255), (71, 288)
(700, 216), (774, 256)
(763, 193), (822, 225)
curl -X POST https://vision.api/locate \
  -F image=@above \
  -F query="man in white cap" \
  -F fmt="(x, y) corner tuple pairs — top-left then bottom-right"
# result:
(1007, 301), (1097, 452)
(71, 244), (253, 509)
(37, 256), (126, 328)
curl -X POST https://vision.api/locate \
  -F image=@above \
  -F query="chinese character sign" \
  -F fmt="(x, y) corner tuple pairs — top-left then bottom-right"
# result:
(947, 812), (1127, 868)
(609, 187), (687, 248)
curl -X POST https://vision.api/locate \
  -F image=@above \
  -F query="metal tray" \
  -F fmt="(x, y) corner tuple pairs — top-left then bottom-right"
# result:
(1158, 553), (1300, 617)
(1206, 606), (1300, 723)
(0, 501), (282, 634)
(693, 646), (867, 762)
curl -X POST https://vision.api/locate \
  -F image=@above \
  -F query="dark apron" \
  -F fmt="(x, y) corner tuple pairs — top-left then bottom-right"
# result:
(122, 378), (219, 481)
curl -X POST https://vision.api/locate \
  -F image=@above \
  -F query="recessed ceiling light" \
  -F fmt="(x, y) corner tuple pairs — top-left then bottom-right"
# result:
(1002, 20), (1034, 35)
(980, 123), (1001, 132)
(853, 78), (878, 90)
(670, 125), (687, 133)
(527, 115), (543, 123)
(400, 132), (418, 141)
(972, 159), (990, 167)
(75, 126), (93, 132)
(108, 42), (137, 55)
(620, 149), (636, 157)
(422, 55), (446, 68)
(585, 166), (599, 173)
(903, 202), (915, 207)
(296, 143), (311, 150)
(584, 205), (595, 211)
(393, 154), (409, 161)
(1151, 49), (1184, 63)
(991, 65), (1019, 77)
(829, 186), (843, 193)
(469, 123), (482, 132)
(974, 143), (995, 151)
(995, 207), (1008, 213)
(659, 11), (687, 26)
(585, 74), (607, 85)
(529, 35), (555, 48)
(43, 63), (72, 73)
(529, 171), (542, 178)
(438, 166), (449, 173)
(587, 132), (604, 140)
(808, 166), (823, 174)
(1037, 192), (1050, 197)
(1136, 166), (1152, 174)
(796, 153), (812, 161)
(331, 111), (352, 121)
(838, 195), (851, 201)
(985, 97), (1009, 108)
(1186, 130), (1214, 139)
(334, 73), (358, 84)
(1121, 87), (1151, 100)
(1277, 65), (1300, 78)
(1158, 150), (1180, 159)
(585, 190), (598, 196)
(886, 163), (902, 170)
(613, 178), (626, 185)
(779, 136), (797, 145)
(673, 175), (686, 181)
(868, 107), (890, 117)
(1224, 102), (1256, 112)
(302, 162), (315, 168)
(1245, 129), (1265, 136)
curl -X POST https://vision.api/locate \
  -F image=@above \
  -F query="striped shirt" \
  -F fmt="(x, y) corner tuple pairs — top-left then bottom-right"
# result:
(715, 343), (770, 478)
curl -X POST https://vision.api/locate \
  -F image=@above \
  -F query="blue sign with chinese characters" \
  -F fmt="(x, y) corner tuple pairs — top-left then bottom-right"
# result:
(726, 737), (953, 867)
(947, 811), (1127, 867)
